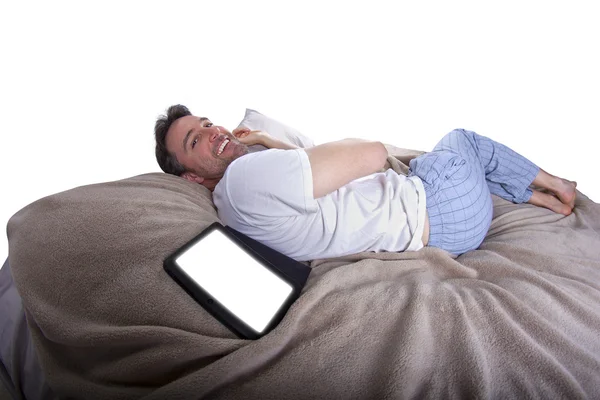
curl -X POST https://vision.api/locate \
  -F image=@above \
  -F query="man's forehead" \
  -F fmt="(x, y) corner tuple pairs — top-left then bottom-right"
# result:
(169, 115), (208, 136)
(173, 115), (207, 129)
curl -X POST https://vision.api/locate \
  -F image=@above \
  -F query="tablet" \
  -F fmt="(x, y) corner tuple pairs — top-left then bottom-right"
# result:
(164, 222), (308, 340)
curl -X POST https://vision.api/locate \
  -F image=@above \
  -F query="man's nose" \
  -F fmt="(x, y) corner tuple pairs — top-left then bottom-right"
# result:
(212, 126), (230, 136)
(209, 128), (224, 142)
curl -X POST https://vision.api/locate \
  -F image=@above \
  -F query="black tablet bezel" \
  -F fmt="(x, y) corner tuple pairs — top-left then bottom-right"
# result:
(163, 222), (302, 340)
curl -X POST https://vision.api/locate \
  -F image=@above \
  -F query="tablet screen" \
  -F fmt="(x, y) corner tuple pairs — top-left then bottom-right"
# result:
(175, 229), (294, 333)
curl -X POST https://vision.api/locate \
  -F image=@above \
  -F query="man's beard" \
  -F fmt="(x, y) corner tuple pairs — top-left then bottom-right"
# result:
(212, 140), (250, 172)
(228, 139), (250, 159)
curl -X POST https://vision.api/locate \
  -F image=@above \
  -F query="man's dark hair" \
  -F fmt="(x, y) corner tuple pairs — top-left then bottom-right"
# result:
(154, 104), (192, 176)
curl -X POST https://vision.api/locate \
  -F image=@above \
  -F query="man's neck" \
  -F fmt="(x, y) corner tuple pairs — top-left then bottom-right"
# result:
(202, 177), (222, 192)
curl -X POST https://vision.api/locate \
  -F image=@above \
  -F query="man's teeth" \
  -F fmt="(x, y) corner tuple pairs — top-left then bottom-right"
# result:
(217, 139), (230, 156)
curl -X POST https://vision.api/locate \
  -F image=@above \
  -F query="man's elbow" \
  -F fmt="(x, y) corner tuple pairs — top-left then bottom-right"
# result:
(374, 141), (388, 170)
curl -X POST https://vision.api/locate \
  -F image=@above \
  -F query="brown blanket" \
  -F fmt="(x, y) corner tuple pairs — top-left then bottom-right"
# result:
(7, 144), (600, 399)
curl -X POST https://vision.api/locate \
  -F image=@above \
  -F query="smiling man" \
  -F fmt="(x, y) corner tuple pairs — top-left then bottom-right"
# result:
(154, 104), (577, 262)
(157, 114), (245, 192)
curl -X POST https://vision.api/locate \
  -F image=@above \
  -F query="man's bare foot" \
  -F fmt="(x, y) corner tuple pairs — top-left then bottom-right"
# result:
(532, 169), (577, 212)
(528, 189), (572, 216)
(551, 178), (577, 209)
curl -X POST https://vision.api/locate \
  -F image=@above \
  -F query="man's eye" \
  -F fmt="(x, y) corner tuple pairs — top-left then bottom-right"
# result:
(191, 138), (198, 149)
(206, 123), (213, 127)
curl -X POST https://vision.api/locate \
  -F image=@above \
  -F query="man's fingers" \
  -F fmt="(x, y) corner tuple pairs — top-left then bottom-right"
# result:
(241, 130), (261, 136)
(232, 126), (250, 137)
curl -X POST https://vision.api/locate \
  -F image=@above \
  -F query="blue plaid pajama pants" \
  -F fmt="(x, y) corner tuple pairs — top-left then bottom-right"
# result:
(408, 129), (540, 255)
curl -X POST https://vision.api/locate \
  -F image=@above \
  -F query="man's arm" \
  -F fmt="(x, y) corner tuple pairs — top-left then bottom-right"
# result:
(257, 132), (388, 199)
(305, 139), (388, 199)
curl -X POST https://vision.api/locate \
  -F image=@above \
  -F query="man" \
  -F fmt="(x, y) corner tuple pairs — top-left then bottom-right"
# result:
(155, 105), (577, 261)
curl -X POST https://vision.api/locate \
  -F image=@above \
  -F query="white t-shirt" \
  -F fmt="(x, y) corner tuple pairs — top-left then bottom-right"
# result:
(213, 149), (427, 262)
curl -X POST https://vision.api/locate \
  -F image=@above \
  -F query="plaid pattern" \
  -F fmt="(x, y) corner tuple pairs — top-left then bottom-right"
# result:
(409, 129), (540, 255)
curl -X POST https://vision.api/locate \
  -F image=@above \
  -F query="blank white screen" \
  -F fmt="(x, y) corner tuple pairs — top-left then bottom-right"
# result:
(175, 229), (294, 333)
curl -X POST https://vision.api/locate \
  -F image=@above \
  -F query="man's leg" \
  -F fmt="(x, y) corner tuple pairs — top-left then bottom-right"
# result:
(408, 150), (494, 255)
(433, 129), (577, 215)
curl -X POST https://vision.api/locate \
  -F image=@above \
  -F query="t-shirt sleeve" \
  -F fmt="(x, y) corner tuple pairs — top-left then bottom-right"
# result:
(221, 148), (319, 220)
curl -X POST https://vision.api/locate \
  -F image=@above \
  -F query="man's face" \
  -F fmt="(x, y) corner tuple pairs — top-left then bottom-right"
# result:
(165, 115), (249, 184)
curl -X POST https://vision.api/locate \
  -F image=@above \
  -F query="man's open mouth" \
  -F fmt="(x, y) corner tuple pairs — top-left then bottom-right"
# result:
(217, 138), (230, 156)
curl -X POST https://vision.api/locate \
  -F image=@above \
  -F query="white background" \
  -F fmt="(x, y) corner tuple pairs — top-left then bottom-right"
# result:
(1, 1), (598, 261)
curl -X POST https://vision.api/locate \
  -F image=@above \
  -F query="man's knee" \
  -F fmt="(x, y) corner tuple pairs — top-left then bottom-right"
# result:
(435, 128), (476, 152)
(450, 128), (478, 141)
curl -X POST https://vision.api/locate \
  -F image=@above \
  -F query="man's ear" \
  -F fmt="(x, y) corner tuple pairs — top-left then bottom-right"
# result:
(181, 171), (205, 184)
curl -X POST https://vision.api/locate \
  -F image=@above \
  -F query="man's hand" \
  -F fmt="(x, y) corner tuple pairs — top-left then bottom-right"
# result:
(233, 126), (271, 146)
(232, 126), (251, 138)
